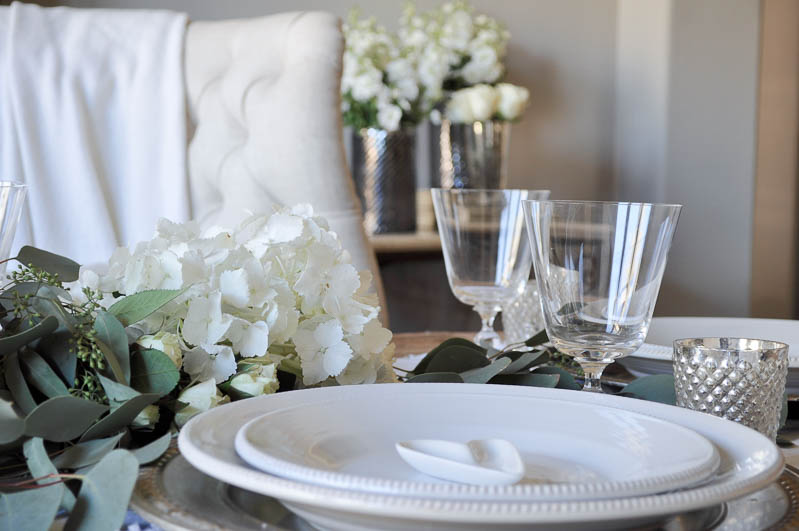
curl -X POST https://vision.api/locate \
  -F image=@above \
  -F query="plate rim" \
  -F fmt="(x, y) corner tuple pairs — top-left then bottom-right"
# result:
(178, 383), (784, 524)
(233, 393), (721, 501)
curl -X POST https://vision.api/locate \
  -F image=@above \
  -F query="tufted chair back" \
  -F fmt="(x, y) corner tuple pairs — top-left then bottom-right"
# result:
(184, 12), (386, 317)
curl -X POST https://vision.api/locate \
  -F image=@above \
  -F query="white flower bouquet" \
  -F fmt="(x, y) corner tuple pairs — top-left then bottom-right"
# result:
(342, 2), (529, 130)
(74, 205), (396, 425)
(342, 10), (431, 131)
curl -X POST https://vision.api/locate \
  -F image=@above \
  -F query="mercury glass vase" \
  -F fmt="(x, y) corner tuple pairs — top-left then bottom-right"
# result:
(350, 127), (416, 234)
(431, 119), (510, 189)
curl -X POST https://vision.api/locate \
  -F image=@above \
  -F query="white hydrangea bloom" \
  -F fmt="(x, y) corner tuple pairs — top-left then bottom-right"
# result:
(74, 204), (395, 399)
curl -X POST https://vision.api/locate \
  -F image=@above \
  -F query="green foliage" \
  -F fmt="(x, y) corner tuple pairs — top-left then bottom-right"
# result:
(24, 396), (108, 442)
(4, 352), (36, 414)
(620, 374), (677, 405)
(108, 289), (183, 327)
(129, 432), (172, 465)
(93, 311), (130, 383)
(0, 478), (63, 531)
(0, 316), (58, 358)
(23, 437), (76, 511)
(53, 432), (125, 469)
(130, 349), (180, 397)
(19, 349), (69, 398)
(0, 397), (24, 444)
(63, 450), (139, 531)
(16, 246), (80, 282)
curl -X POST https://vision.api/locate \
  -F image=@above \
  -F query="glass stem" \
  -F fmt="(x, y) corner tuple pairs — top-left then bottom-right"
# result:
(578, 361), (609, 392)
(473, 305), (500, 350)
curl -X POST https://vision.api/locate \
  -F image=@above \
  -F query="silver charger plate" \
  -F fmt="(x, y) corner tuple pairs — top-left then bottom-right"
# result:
(130, 447), (799, 531)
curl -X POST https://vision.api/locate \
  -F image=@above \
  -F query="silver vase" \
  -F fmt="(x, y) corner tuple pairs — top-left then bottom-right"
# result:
(432, 119), (510, 189)
(350, 127), (417, 234)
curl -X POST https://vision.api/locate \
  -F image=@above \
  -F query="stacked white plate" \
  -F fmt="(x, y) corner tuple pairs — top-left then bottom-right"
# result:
(178, 383), (784, 530)
(619, 317), (799, 394)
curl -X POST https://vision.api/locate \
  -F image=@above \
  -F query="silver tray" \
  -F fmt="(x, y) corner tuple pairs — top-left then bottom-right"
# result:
(131, 447), (799, 531)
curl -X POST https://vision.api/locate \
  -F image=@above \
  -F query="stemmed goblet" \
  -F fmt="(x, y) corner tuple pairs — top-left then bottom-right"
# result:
(432, 189), (550, 349)
(523, 200), (681, 391)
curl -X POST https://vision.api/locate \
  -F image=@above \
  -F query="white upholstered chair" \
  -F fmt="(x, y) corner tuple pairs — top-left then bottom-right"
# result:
(185, 12), (386, 315)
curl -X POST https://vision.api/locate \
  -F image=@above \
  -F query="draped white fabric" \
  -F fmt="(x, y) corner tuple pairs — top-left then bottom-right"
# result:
(0, 2), (189, 266)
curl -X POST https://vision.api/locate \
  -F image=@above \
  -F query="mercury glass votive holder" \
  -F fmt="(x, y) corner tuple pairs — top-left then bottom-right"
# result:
(673, 337), (788, 440)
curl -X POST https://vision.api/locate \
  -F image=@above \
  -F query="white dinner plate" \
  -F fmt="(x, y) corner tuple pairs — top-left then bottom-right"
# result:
(619, 317), (799, 393)
(233, 387), (720, 501)
(178, 384), (784, 531)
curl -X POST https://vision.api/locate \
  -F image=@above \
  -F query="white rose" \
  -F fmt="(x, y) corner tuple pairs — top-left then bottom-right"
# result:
(137, 331), (183, 369)
(377, 104), (402, 132)
(495, 83), (529, 121)
(131, 405), (160, 428)
(174, 379), (230, 427)
(445, 84), (498, 123)
(229, 363), (279, 397)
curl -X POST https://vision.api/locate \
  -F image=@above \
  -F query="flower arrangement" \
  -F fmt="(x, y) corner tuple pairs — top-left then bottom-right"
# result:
(0, 206), (394, 528)
(341, 1), (529, 131)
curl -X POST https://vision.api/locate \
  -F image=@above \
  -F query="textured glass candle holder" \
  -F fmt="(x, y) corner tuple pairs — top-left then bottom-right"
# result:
(502, 281), (546, 344)
(673, 337), (788, 440)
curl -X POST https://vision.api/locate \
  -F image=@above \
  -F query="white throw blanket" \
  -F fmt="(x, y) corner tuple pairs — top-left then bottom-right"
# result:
(0, 2), (189, 266)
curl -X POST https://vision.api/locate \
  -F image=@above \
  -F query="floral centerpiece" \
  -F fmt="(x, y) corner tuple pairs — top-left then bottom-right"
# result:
(0, 205), (394, 528)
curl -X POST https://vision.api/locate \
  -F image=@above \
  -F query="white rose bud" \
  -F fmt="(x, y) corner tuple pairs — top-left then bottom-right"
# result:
(137, 331), (183, 370)
(495, 83), (530, 121)
(230, 363), (280, 397)
(174, 378), (230, 427)
(131, 404), (160, 428)
(445, 84), (498, 123)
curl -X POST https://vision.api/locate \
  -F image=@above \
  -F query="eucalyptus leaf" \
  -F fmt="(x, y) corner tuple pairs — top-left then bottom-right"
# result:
(96, 374), (140, 410)
(31, 285), (76, 332)
(129, 432), (172, 465)
(425, 346), (490, 374)
(16, 246), (80, 282)
(524, 329), (549, 347)
(4, 351), (36, 414)
(412, 338), (485, 374)
(460, 357), (511, 384)
(491, 373), (560, 388)
(108, 289), (183, 327)
(0, 477), (63, 531)
(35, 330), (77, 384)
(0, 282), (39, 312)
(23, 437), (76, 511)
(0, 315), (58, 358)
(534, 366), (581, 390)
(19, 349), (69, 398)
(500, 350), (548, 375)
(0, 397), (25, 444)
(53, 432), (125, 469)
(80, 393), (159, 441)
(620, 374), (676, 405)
(130, 349), (180, 396)
(93, 311), (130, 383)
(24, 396), (108, 442)
(406, 372), (464, 383)
(63, 450), (139, 531)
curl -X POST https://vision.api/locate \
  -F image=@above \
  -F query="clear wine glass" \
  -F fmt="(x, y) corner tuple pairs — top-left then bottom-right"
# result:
(523, 200), (682, 391)
(432, 189), (550, 349)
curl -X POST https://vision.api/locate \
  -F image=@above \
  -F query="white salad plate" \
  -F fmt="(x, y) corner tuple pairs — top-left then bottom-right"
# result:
(178, 383), (784, 531)
(619, 317), (799, 393)
(233, 387), (720, 501)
